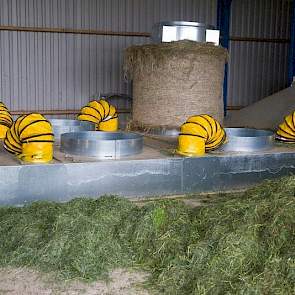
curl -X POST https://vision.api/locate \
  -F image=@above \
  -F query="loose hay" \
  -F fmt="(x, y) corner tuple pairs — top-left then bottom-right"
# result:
(0, 197), (134, 280)
(0, 177), (294, 294)
(124, 40), (228, 128)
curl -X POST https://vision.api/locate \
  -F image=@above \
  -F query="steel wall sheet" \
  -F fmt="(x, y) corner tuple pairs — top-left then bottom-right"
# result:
(0, 0), (291, 110)
(228, 0), (291, 107)
(0, 0), (217, 111)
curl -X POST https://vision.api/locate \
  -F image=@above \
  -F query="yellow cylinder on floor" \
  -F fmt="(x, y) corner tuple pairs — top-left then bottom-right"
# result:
(98, 116), (119, 131)
(276, 110), (295, 142)
(0, 102), (13, 139)
(177, 114), (226, 157)
(3, 113), (54, 163)
(177, 135), (206, 156)
(0, 125), (9, 139)
(78, 99), (119, 131)
(20, 142), (53, 163)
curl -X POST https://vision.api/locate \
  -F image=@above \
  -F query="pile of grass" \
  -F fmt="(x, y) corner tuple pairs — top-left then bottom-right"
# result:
(0, 177), (294, 294)
(0, 197), (134, 280)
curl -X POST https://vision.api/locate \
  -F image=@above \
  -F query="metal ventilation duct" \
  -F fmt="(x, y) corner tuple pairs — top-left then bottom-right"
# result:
(151, 21), (220, 45)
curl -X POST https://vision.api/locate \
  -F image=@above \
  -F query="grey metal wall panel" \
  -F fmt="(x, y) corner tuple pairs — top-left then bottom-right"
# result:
(231, 0), (291, 39)
(228, 41), (289, 107)
(0, 31), (148, 110)
(0, 0), (291, 110)
(0, 0), (217, 30)
(228, 0), (291, 107)
(0, 0), (217, 112)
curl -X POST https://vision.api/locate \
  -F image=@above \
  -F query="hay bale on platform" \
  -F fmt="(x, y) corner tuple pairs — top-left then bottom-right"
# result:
(124, 40), (228, 128)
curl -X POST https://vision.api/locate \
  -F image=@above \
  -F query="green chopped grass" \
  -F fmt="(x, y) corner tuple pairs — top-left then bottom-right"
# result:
(0, 177), (294, 294)
(0, 196), (135, 280)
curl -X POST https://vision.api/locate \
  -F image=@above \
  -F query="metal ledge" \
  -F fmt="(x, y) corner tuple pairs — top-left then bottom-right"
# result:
(0, 144), (295, 205)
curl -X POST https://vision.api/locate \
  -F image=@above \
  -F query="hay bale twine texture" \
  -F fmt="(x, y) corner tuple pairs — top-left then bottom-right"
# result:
(124, 40), (228, 128)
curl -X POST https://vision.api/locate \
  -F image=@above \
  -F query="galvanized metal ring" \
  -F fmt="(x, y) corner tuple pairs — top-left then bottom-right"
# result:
(50, 119), (95, 144)
(220, 128), (274, 152)
(60, 131), (143, 159)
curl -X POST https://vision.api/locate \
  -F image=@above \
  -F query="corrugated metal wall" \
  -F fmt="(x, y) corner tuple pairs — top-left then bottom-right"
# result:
(0, 0), (292, 111)
(0, 0), (217, 112)
(228, 0), (292, 107)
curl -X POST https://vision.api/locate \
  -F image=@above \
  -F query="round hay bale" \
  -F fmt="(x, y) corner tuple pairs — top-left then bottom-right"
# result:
(124, 40), (228, 128)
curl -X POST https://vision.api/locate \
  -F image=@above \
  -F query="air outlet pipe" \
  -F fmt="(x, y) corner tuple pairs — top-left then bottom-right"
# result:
(177, 114), (226, 156)
(0, 102), (13, 139)
(4, 113), (54, 163)
(77, 99), (118, 131)
(276, 111), (295, 142)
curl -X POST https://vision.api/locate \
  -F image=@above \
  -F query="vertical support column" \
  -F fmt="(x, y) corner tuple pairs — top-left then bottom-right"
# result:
(288, 0), (295, 86)
(217, 0), (232, 116)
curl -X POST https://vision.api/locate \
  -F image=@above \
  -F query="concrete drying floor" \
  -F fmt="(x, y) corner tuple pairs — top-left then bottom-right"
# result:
(0, 136), (177, 166)
(0, 135), (295, 206)
(1, 135), (294, 164)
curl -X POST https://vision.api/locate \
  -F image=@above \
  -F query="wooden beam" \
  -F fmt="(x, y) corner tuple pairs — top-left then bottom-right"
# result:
(10, 109), (131, 116)
(1, 25), (289, 44)
(0, 25), (151, 38)
(230, 36), (290, 44)
(226, 106), (244, 110)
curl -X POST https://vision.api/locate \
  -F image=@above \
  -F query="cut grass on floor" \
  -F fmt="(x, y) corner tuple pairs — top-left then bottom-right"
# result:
(0, 176), (294, 294)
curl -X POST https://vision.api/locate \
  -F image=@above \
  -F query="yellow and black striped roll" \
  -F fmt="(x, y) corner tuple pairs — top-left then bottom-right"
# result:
(177, 114), (226, 156)
(275, 111), (295, 143)
(3, 113), (54, 163)
(77, 99), (118, 131)
(0, 102), (13, 139)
